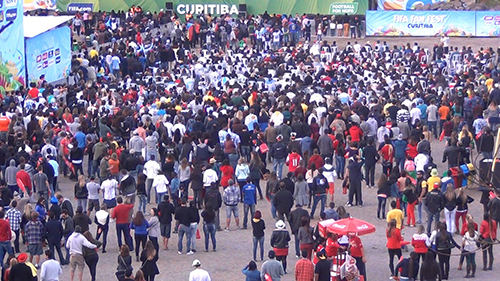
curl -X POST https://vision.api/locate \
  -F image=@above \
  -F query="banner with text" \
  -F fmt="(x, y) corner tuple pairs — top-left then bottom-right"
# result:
(476, 11), (500, 37)
(57, 0), (368, 16)
(366, 10), (475, 36)
(0, 0), (25, 94)
(25, 26), (71, 83)
(377, 0), (449, 11)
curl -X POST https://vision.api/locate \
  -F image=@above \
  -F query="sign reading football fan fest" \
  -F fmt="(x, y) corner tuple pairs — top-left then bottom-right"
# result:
(176, 4), (239, 15)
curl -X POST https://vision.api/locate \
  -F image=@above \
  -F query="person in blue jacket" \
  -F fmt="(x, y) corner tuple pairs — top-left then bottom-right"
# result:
(242, 260), (260, 281)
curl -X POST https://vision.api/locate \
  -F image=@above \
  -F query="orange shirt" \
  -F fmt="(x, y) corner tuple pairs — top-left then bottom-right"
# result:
(438, 106), (450, 120)
(109, 159), (120, 175)
(0, 116), (10, 132)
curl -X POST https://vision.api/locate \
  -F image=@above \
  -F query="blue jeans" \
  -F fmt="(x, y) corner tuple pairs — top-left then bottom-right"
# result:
(0, 241), (13, 266)
(273, 158), (285, 179)
(294, 234), (300, 257)
(270, 194), (277, 219)
(396, 157), (405, 172)
(178, 224), (191, 253)
(310, 194), (327, 218)
(203, 223), (216, 251)
(241, 146), (251, 162)
(336, 156), (345, 178)
(253, 236), (265, 260)
(189, 223), (198, 251)
(483, 152), (493, 159)
(428, 121), (438, 138)
(417, 202), (424, 223)
(146, 179), (154, 204)
(377, 196), (387, 219)
(48, 241), (65, 264)
(137, 194), (147, 213)
(427, 211), (440, 236)
(243, 204), (256, 228)
(157, 192), (166, 205)
(116, 223), (133, 250)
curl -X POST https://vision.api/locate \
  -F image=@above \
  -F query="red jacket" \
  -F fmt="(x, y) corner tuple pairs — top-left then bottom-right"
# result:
(348, 126), (363, 142)
(308, 155), (324, 169)
(480, 220), (497, 240)
(411, 233), (429, 254)
(220, 165), (234, 187)
(16, 170), (32, 192)
(326, 237), (340, 257)
(0, 219), (12, 241)
(386, 228), (403, 249)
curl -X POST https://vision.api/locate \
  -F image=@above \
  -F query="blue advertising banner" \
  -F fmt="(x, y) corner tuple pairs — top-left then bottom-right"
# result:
(25, 26), (71, 83)
(366, 10), (475, 37)
(476, 11), (500, 37)
(0, 0), (25, 94)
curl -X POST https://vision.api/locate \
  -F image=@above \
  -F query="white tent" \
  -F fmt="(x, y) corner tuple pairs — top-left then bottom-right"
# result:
(23, 16), (74, 38)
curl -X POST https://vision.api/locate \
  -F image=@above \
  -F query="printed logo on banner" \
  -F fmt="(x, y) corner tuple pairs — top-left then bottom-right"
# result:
(330, 3), (359, 15)
(483, 15), (500, 26)
(37, 64), (42, 70)
(42, 61), (48, 69)
(0, 11), (3, 23)
(42, 52), (48, 60)
(5, 9), (16, 21)
(48, 50), (54, 58)
(48, 59), (55, 66)
(0, 0), (3, 9)
(67, 3), (93, 13)
(55, 48), (60, 56)
(36, 55), (42, 63)
(55, 56), (61, 64)
(4, 0), (16, 8)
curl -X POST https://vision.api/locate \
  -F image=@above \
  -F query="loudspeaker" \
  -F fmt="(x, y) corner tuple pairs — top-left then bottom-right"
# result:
(479, 159), (500, 187)
(238, 4), (247, 12)
(165, 2), (173, 10)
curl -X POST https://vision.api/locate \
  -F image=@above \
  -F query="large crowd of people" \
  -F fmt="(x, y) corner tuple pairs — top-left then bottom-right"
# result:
(0, 7), (500, 281)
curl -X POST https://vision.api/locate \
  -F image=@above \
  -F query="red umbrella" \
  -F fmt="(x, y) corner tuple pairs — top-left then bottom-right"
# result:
(326, 217), (376, 236)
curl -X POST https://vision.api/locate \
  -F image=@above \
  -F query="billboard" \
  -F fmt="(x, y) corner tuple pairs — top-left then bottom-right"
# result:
(24, 0), (57, 11)
(57, 0), (368, 16)
(476, 11), (500, 37)
(377, 0), (449, 10)
(0, 0), (25, 94)
(366, 11), (475, 36)
(25, 26), (71, 83)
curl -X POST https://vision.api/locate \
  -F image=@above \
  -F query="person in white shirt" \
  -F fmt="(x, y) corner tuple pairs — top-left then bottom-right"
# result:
(100, 175), (118, 212)
(143, 155), (161, 204)
(189, 259), (211, 281)
(66, 226), (96, 281)
(39, 249), (62, 281)
(203, 161), (219, 188)
(152, 171), (170, 204)
(410, 103), (422, 127)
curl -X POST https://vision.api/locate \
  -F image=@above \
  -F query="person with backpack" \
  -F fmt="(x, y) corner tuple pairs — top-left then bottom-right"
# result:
(310, 168), (329, 219)
(205, 183), (222, 231)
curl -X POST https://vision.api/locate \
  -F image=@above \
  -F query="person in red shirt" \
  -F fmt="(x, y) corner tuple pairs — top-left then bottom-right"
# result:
(28, 83), (39, 99)
(308, 149), (324, 169)
(379, 138), (394, 176)
(405, 139), (418, 159)
(112, 196), (134, 251)
(220, 159), (234, 188)
(349, 234), (366, 281)
(479, 213), (496, 270)
(411, 225), (430, 264)
(386, 219), (403, 276)
(286, 149), (302, 173)
(348, 122), (363, 143)
(16, 164), (33, 196)
(295, 249), (314, 281)
(0, 113), (10, 140)
(0, 210), (13, 266)
(325, 232), (346, 258)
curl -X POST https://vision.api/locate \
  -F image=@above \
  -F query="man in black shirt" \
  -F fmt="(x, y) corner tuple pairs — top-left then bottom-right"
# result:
(174, 198), (193, 254)
(158, 194), (175, 251)
(315, 249), (332, 281)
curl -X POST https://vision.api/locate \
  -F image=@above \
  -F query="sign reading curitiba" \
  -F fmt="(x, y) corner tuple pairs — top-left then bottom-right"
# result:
(176, 4), (239, 15)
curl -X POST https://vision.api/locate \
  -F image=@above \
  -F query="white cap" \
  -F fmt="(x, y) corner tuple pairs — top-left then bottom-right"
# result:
(192, 259), (201, 266)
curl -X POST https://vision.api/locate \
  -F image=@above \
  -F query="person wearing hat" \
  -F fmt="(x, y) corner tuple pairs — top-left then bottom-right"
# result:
(189, 259), (211, 281)
(271, 134), (287, 179)
(260, 250), (284, 281)
(314, 248), (331, 281)
(425, 181), (444, 236)
(8, 253), (33, 281)
(66, 225), (97, 281)
(270, 220), (291, 274)
(427, 168), (441, 193)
